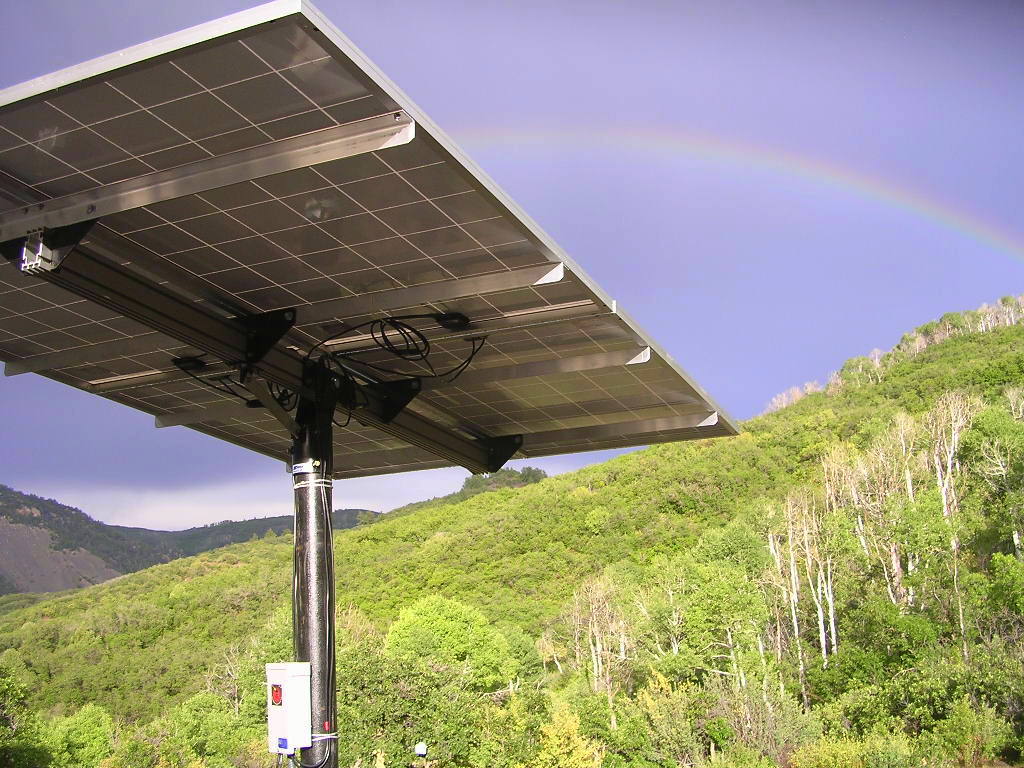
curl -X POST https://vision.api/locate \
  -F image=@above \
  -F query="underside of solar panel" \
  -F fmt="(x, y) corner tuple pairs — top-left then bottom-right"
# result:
(0, 0), (738, 477)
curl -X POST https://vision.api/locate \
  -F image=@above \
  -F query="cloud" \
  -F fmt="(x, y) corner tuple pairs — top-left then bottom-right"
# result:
(25, 467), (469, 530)
(27, 476), (293, 530)
(12, 448), (633, 531)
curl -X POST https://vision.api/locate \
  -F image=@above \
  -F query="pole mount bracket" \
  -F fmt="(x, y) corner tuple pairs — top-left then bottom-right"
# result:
(362, 378), (421, 424)
(238, 308), (296, 367)
(478, 433), (523, 472)
(300, 361), (342, 437)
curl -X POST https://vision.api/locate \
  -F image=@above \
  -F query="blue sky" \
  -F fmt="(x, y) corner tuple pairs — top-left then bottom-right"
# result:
(2, 0), (1023, 528)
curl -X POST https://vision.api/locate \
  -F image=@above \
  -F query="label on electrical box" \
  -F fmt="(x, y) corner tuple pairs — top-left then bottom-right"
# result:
(266, 663), (312, 755)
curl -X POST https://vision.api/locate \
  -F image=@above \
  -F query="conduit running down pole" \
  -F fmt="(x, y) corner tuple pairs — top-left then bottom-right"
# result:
(291, 367), (339, 768)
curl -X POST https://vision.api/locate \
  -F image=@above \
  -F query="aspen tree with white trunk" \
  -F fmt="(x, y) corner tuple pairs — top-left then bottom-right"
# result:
(766, 507), (809, 709)
(783, 490), (839, 666)
(1005, 386), (1024, 421)
(567, 576), (633, 730)
(924, 391), (983, 661)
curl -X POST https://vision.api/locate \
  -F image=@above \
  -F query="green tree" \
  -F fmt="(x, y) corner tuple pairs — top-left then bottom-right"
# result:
(44, 703), (114, 768)
(468, 693), (546, 768)
(334, 638), (482, 767)
(610, 674), (708, 767)
(161, 692), (256, 767)
(100, 737), (159, 768)
(384, 596), (518, 690)
(0, 666), (47, 768)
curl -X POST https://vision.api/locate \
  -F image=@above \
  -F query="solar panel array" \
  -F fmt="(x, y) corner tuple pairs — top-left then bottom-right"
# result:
(0, 0), (736, 477)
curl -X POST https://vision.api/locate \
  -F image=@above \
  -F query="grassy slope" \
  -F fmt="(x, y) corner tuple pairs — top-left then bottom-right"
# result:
(1, 323), (1022, 722)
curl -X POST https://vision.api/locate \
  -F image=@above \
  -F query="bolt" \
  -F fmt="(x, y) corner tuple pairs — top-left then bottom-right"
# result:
(86, 204), (96, 214)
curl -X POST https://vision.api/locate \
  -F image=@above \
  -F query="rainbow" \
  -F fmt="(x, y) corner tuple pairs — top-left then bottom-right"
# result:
(457, 125), (1024, 262)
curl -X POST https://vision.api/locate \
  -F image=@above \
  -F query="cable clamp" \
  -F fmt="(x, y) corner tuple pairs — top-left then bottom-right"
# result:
(292, 478), (333, 490)
(311, 733), (338, 741)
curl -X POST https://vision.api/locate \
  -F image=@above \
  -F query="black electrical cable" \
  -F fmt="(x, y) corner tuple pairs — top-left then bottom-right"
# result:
(268, 381), (298, 412)
(307, 313), (487, 389)
(177, 313), (484, 428)
(305, 315), (432, 366)
(318, 480), (338, 767)
(301, 314), (485, 435)
(176, 358), (250, 403)
(174, 354), (304, 413)
(292, 747), (331, 768)
(293, 750), (330, 768)
(441, 336), (487, 383)
(219, 376), (251, 401)
(332, 334), (486, 382)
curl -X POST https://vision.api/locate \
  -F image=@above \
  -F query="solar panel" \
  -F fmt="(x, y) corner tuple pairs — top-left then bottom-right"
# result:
(0, 0), (738, 478)
(0, 5), (742, 761)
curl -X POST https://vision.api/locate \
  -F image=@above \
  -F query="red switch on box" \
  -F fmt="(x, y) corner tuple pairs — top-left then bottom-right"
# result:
(271, 684), (283, 706)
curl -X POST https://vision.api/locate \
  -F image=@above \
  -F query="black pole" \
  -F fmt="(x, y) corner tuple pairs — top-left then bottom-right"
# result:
(291, 365), (339, 768)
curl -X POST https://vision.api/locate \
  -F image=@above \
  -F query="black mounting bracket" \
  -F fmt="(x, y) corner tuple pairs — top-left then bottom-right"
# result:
(0, 219), (96, 275)
(0, 237), (22, 264)
(363, 378), (421, 424)
(238, 307), (296, 368)
(291, 361), (342, 474)
(301, 361), (342, 433)
(478, 433), (523, 473)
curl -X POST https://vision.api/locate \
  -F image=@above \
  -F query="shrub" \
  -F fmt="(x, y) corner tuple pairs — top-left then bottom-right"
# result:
(915, 697), (1011, 766)
(860, 732), (914, 768)
(44, 703), (115, 768)
(533, 704), (604, 768)
(817, 685), (901, 738)
(716, 743), (776, 767)
(706, 676), (819, 764)
(788, 738), (864, 768)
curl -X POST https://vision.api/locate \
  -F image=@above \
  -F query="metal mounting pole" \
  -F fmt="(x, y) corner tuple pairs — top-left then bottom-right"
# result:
(291, 365), (340, 768)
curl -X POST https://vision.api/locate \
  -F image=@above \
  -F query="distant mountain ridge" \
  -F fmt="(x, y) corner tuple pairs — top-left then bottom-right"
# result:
(0, 483), (374, 595)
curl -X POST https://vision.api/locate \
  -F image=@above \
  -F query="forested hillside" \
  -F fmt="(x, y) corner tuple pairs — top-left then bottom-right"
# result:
(0, 483), (374, 594)
(386, 466), (548, 518)
(3, 297), (1024, 768)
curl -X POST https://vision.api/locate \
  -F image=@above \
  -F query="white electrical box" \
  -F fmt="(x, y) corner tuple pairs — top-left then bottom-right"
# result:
(266, 662), (312, 755)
